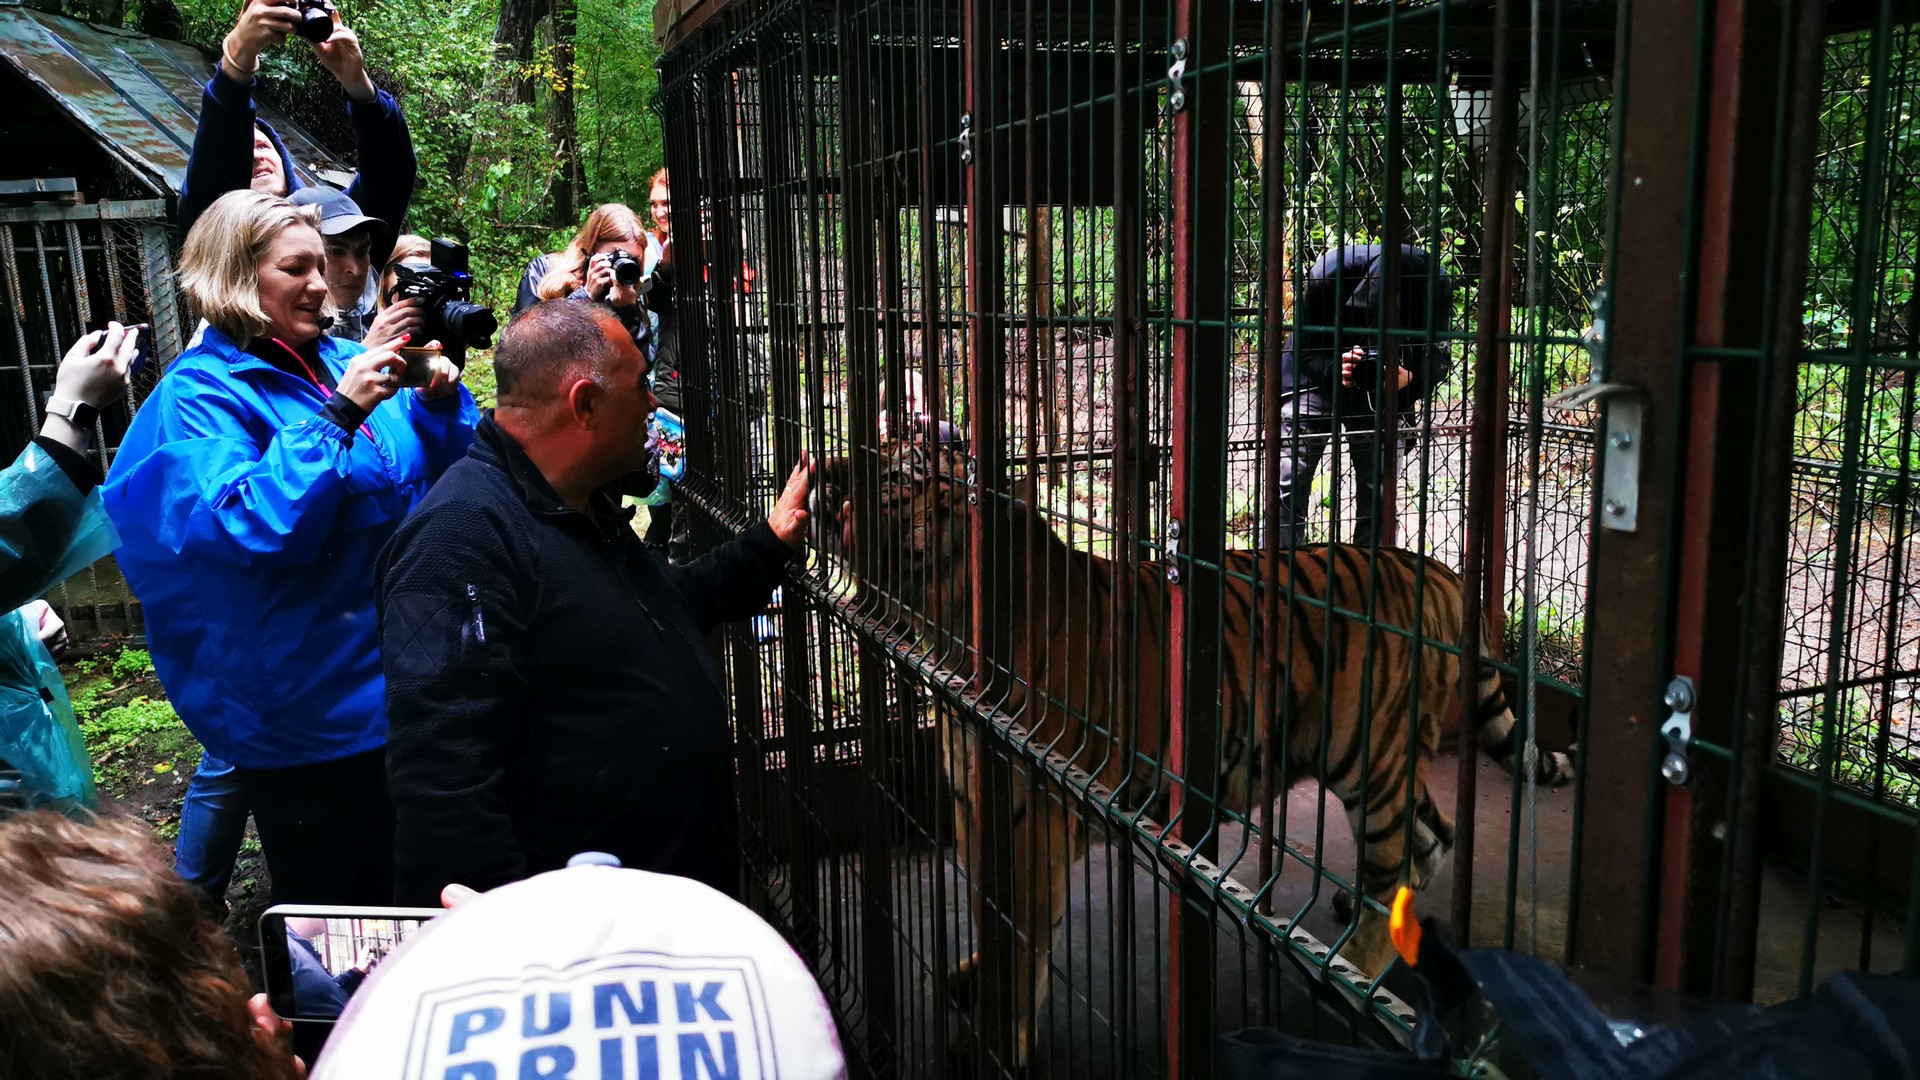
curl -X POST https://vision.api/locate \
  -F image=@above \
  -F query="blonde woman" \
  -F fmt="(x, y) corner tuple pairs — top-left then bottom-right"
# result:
(513, 203), (657, 356)
(101, 190), (477, 907)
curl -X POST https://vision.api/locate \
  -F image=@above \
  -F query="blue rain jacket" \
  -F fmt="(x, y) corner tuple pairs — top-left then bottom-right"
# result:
(0, 444), (120, 810)
(103, 327), (477, 769)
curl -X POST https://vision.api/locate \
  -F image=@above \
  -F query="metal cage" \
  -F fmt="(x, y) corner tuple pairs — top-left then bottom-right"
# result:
(653, 0), (1920, 1074)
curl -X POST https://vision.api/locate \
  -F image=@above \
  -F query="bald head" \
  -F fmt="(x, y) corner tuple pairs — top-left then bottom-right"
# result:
(494, 298), (628, 406)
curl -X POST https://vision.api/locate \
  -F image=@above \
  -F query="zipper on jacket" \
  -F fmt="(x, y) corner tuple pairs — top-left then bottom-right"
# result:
(467, 583), (487, 645)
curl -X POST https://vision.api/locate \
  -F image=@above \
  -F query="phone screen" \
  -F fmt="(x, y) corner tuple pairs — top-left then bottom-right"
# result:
(259, 904), (443, 1022)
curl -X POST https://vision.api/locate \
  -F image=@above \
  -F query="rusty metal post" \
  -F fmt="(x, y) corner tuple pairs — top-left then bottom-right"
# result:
(756, 30), (824, 966)
(1452, 0), (1518, 944)
(1657, 0), (1823, 998)
(1166, 1), (1233, 1072)
(1107, 0), (1146, 1057)
(837, 8), (898, 1063)
(962, 0), (1017, 1062)
(1255, 0), (1291, 928)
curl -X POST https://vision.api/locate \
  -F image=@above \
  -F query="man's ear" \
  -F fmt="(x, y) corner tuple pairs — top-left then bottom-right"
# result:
(565, 377), (600, 427)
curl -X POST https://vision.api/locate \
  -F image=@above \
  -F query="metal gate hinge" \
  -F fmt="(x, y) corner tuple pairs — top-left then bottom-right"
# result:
(1660, 676), (1695, 785)
(1167, 39), (1189, 112)
(957, 112), (974, 164)
(1547, 378), (1644, 533)
(1166, 518), (1183, 584)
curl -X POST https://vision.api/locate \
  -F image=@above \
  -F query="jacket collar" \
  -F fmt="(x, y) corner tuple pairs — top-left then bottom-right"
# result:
(472, 414), (636, 532)
(199, 324), (344, 379)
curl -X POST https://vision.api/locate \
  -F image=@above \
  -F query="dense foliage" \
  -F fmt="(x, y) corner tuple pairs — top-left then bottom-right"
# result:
(67, 0), (666, 309)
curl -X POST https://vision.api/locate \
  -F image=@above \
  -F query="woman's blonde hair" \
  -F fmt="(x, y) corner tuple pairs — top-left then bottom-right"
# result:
(378, 233), (432, 309)
(177, 190), (323, 347)
(534, 203), (644, 302)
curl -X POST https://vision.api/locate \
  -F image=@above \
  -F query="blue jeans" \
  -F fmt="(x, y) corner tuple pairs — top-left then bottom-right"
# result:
(174, 750), (249, 900)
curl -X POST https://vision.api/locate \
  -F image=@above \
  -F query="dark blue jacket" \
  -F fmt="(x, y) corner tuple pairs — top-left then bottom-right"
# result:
(287, 930), (363, 1020)
(178, 69), (417, 266)
(1279, 244), (1454, 413)
(379, 416), (792, 905)
(102, 328), (477, 768)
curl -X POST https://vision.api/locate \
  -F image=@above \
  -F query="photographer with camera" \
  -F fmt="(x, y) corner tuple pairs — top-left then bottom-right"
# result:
(289, 187), (421, 345)
(1274, 243), (1454, 548)
(179, 0), (415, 267)
(515, 203), (658, 358)
(103, 191), (479, 910)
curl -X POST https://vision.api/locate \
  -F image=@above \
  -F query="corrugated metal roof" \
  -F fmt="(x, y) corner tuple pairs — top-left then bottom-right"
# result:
(0, 1), (348, 200)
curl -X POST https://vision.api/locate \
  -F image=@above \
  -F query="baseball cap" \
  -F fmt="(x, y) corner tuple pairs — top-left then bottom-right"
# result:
(290, 186), (388, 244)
(312, 862), (847, 1080)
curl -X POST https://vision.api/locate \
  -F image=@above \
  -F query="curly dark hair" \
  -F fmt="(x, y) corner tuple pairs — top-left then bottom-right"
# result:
(0, 810), (302, 1079)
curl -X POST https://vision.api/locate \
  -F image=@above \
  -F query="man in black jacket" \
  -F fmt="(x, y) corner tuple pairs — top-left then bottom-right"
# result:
(1275, 243), (1453, 547)
(377, 299), (810, 906)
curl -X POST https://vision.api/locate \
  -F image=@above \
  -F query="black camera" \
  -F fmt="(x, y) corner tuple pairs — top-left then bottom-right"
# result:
(1343, 347), (1383, 391)
(293, 0), (336, 44)
(385, 238), (498, 367)
(608, 248), (645, 287)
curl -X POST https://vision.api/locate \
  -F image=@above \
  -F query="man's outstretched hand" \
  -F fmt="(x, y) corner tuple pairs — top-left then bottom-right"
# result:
(769, 451), (812, 548)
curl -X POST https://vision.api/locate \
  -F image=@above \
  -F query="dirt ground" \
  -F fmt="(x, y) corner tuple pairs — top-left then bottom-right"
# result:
(71, 639), (273, 987)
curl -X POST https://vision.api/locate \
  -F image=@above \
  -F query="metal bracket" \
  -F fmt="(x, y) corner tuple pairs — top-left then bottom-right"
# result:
(1166, 518), (1183, 584)
(957, 112), (974, 164)
(1660, 676), (1695, 785)
(1167, 39), (1189, 112)
(966, 456), (978, 505)
(1546, 379), (1644, 533)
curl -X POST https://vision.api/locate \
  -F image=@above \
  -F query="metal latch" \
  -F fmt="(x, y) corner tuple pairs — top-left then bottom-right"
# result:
(1166, 518), (1183, 584)
(958, 112), (974, 164)
(1167, 39), (1189, 112)
(1660, 675), (1695, 785)
(1547, 380), (1644, 533)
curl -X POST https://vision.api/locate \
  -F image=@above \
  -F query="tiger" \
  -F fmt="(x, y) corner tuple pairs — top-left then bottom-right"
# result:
(814, 440), (1573, 1066)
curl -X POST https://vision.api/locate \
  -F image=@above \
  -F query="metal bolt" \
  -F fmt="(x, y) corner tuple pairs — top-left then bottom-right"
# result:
(1168, 519), (1183, 539)
(1661, 756), (1690, 784)
(1170, 37), (1187, 61)
(1169, 88), (1186, 112)
(1167, 565), (1181, 585)
(1609, 430), (1632, 450)
(1604, 499), (1626, 517)
(1665, 682), (1694, 711)
(1711, 821), (1727, 841)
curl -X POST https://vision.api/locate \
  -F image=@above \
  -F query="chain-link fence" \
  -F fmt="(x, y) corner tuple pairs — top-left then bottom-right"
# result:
(0, 201), (186, 643)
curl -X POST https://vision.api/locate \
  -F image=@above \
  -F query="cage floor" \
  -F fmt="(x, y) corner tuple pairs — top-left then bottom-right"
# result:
(779, 750), (1907, 1076)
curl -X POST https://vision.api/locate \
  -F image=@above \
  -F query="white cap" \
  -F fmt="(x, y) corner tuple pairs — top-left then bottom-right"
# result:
(313, 865), (846, 1080)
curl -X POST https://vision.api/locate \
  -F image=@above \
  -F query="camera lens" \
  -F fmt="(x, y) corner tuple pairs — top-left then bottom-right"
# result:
(441, 301), (498, 348)
(610, 251), (643, 286)
(295, 2), (333, 42)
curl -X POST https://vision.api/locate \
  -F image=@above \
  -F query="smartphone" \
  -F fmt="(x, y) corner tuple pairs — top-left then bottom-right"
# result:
(396, 347), (440, 388)
(80, 320), (153, 380)
(259, 904), (444, 1022)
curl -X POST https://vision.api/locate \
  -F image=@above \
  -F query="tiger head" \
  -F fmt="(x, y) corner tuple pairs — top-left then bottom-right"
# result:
(815, 439), (973, 605)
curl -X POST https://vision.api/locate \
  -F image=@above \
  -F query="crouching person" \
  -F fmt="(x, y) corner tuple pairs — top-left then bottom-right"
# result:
(378, 298), (811, 906)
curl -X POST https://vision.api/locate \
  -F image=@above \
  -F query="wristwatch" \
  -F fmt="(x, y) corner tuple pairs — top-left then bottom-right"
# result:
(44, 396), (98, 429)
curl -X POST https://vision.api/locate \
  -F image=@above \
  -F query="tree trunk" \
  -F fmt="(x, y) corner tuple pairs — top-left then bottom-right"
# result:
(548, 0), (586, 225)
(494, 0), (540, 107)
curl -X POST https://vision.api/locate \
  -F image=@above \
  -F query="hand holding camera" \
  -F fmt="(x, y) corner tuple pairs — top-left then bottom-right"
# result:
(221, 0), (375, 102)
(309, 16), (379, 104)
(1340, 346), (1412, 392)
(585, 250), (648, 309)
(221, 0), (302, 80)
(339, 334), (408, 413)
(384, 239), (498, 367)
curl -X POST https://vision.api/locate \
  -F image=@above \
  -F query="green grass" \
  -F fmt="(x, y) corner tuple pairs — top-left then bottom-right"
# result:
(83, 696), (193, 787)
(69, 644), (196, 789)
(1781, 691), (1920, 811)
